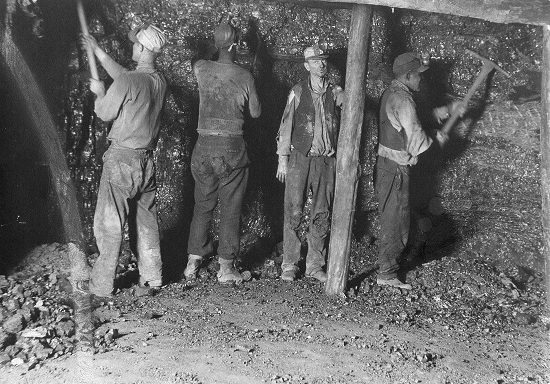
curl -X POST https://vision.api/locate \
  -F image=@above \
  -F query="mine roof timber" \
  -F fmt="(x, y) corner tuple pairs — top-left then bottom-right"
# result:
(275, 0), (550, 26)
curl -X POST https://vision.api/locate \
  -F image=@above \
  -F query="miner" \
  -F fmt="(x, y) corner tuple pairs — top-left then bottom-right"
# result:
(183, 23), (261, 284)
(80, 24), (168, 297)
(376, 52), (463, 289)
(276, 45), (344, 283)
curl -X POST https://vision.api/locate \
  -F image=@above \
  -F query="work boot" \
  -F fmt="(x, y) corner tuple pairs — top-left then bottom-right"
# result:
(306, 270), (327, 283)
(133, 284), (159, 297)
(281, 262), (299, 282)
(184, 254), (203, 280)
(376, 277), (412, 290)
(280, 269), (297, 282)
(217, 258), (243, 284)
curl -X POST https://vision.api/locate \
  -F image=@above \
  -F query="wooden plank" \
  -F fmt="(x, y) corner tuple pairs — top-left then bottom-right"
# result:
(272, 0), (550, 26)
(541, 25), (550, 311)
(325, 4), (372, 295)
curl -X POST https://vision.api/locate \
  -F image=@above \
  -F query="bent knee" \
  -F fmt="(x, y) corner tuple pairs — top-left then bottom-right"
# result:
(312, 211), (330, 237)
(289, 212), (302, 231)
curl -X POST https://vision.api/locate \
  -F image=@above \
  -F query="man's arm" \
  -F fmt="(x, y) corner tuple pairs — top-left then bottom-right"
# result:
(391, 95), (432, 157)
(276, 86), (300, 182)
(94, 74), (130, 122)
(248, 77), (261, 118)
(81, 34), (127, 79)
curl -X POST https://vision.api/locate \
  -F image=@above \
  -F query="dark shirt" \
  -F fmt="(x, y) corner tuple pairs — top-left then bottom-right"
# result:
(194, 60), (261, 136)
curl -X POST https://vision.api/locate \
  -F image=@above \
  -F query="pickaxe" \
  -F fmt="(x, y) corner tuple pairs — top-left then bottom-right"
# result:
(439, 49), (511, 142)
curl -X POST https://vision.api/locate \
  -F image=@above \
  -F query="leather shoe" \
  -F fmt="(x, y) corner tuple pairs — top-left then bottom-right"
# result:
(306, 270), (327, 283)
(281, 269), (297, 281)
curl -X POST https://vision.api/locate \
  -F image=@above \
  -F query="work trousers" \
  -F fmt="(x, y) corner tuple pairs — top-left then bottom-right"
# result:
(187, 135), (249, 261)
(90, 147), (162, 296)
(375, 156), (410, 279)
(282, 150), (335, 275)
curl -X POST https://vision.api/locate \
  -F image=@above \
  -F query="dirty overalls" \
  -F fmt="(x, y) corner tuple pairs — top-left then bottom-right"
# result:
(282, 80), (339, 276)
(90, 67), (167, 297)
(186, 59), (261, 262)
(187, 134), (249, 261)
(375, 87), (412, 280)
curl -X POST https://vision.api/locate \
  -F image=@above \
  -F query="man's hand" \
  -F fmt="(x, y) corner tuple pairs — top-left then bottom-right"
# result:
(435, 129), (449, 146)
(89, 78), (106, 98)
(449, 100), (466, 118)
(434, 101), (466, 123)
(80, 34), (99, 54)
(276, 155), (289, 183)
(333, 85), (344, 108)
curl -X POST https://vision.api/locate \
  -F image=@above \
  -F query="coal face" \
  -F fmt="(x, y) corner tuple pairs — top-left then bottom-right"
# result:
(1, 0), (544, 277)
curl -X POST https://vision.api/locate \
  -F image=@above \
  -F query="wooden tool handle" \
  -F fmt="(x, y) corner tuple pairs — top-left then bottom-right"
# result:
(76, 0), (99, 80)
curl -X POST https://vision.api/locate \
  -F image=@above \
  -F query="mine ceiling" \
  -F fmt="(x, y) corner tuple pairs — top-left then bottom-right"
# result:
(277, 0), (550, 26)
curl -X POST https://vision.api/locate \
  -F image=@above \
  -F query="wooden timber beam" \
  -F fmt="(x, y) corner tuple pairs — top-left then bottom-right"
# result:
(326, 4), (373, 295)
(273, 0), (550, 26)
(541, 25), (550, 311)
(1, 0), (90, 278)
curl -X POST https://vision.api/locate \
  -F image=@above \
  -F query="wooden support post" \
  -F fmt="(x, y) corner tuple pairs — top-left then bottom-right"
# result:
(541, 25), (550, 311)
(325, 4), (372, 295)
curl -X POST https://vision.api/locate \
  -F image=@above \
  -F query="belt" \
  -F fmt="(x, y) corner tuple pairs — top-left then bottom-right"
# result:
(200, 132), (243, 138)
(109, 146), (153, 156)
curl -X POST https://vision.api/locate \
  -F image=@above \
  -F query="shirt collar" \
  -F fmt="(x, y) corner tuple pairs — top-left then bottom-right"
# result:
(391, 79), (412, 95)
(308, 77), (328, 95)
(135, 62), (156, 73)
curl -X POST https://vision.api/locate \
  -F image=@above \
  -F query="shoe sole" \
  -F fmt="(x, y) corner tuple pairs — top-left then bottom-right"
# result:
(377, 281), (411, 290)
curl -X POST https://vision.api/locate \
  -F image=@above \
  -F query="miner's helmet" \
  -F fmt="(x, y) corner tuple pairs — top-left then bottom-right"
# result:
(214, 23), (237, 48)
(392, 52), (428, 76)
(303, 44), (329, 61)
(128, 23), (167, 53)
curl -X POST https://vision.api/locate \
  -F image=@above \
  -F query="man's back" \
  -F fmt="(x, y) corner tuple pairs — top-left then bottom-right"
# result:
(194, 60), (261, 135)
(97, 68), (167, 150)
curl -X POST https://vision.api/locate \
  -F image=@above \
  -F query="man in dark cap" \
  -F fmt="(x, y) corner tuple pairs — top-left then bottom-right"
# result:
(376, 52), (463, 289)
(275, 44), (344, 283)
(80, 23), (168, 298)
(183, 23), (261, 284)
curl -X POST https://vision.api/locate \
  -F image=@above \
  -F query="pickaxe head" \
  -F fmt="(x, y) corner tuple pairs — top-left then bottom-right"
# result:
(465, 49), (511, 78)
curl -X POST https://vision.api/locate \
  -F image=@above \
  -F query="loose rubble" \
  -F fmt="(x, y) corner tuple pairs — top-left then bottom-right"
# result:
(0, 270), (76, 370)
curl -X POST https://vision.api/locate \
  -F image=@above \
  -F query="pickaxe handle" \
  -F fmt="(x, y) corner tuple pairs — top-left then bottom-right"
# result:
(76, 0), (99, 80)
(440, 50), (511, 137)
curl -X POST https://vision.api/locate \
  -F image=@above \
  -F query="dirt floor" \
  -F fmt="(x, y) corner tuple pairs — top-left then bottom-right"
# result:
(0, 242), (548, 384)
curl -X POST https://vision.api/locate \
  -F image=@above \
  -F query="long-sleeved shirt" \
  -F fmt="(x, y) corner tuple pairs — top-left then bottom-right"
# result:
(378, 80), (432, 166)
(95, 63), (167, 150)
(194, 60), (261, 136)
(276, 79), (343, 157)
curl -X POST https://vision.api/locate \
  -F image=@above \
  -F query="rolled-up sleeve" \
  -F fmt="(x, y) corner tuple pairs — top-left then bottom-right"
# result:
(389, 94), (432, 157)
(248, 79), (261, 118)
(94, 74), (130, 122)
(276, 88), (299, 156)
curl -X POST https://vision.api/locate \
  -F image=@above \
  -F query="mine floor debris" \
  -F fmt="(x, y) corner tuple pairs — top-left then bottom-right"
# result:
(0, 241), (548, 383)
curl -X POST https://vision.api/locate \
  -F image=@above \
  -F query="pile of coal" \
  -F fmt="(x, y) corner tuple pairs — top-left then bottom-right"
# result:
(0, 270), (77, 370)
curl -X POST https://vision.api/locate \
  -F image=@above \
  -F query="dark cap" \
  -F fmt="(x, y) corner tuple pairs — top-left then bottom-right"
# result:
(214, 24), (236, 48)
(392, 52), (428, 76)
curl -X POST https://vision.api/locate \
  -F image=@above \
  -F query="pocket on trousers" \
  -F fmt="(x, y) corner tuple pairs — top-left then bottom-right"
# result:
(211, 156), (232, 178)
(224, 143), (248, 170)
(103, 160), (136, 189)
